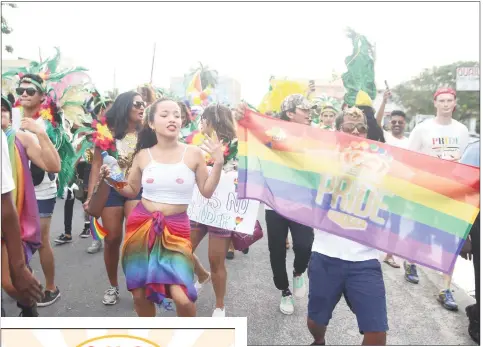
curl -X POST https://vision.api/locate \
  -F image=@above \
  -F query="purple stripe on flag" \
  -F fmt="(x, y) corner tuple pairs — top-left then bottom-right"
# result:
(239, 181), (459, 274)
(238, 170), (463, 254)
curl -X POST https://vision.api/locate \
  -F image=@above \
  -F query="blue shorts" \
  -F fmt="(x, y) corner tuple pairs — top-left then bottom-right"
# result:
(37, 198), (57, 218)
(308, 252), (388, 333)
(105, 187), (142, 208)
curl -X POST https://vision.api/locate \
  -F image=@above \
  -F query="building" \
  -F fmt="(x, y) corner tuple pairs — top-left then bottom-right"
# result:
(2, 58), (32, 74)
(169, 75), (241, 106)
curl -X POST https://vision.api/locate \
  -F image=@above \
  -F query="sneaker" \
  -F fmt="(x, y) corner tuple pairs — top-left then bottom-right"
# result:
(226, 250), (234, 260)
(466, 305), (480, 343)
(54, 234), (72, 244)
(87, 240), (102, 254)
(17, 302), (39, 317)
(37, 287), (61, 307)
(404, 261), (419, 284)
(437, 289), (458, 311)
(194, 273), (211, 293)
(80, 225), (91, 238)
(280, 294), (294, 315)
(102, 286), (120, 305)
(293, 274), (306, 298)
(212, 307), (226, 317)
(242, 247), (249, 254)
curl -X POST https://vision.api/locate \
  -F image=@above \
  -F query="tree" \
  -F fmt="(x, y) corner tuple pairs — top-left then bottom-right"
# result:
(392, 61), (480, 121)
(1, 2), (17, 53)
(183, 61), (219, 90)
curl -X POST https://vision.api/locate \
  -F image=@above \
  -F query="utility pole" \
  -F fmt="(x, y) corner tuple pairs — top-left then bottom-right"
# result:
(150, 42), (156, 84)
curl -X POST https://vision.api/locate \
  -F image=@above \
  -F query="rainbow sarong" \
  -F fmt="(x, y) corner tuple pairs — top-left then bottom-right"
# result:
(5, 129), (41, 263)
(121, 202), (196, 305)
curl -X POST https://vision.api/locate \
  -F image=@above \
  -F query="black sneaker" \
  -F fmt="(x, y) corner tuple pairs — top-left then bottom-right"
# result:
(226, 250), (235, 260)
(54, 234), (72, 244)
(17, 302), (39, 317)
(37, 287), (61, 307)
(242, 247), (249, 254)
(80, 225), (91, 238)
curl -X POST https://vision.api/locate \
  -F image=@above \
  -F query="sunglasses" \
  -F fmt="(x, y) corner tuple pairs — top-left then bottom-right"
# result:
(391, 120), (405, 125)
(16, 87), (37, 97)
(341, 123), (368, 134)
(133, 101), (146, 109)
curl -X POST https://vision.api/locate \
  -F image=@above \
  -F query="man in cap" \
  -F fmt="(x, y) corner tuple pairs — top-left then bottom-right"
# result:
(405, 87), (469, 311)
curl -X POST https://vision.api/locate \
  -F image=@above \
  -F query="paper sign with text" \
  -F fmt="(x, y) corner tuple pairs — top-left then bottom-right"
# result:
(188, 170), (259, 235)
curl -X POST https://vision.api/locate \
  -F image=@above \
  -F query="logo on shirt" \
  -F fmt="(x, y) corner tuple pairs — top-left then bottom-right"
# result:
(431, 136), (461, 160)
(315, 141), (392, 230)
(146, 178), (154, 184)
(176, 178), (184, 184)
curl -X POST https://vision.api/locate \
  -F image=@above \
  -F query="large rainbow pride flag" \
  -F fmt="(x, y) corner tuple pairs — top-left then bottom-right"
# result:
(237, 109), (480, 274)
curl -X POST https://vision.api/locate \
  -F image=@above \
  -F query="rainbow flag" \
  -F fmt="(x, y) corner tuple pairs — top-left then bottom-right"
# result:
(186, 71), (202, 94)
(90, 217), (108, 241)
(237, 109), (480, 274)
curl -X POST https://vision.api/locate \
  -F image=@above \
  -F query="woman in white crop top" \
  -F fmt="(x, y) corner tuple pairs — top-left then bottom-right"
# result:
(102, 97), (224, 317)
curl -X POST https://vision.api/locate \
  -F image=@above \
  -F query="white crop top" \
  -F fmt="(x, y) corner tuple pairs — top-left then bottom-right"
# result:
(141, 145), (196, 204)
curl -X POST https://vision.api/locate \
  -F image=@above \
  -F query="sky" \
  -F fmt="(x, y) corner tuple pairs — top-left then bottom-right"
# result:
(2, 1), (480, 104)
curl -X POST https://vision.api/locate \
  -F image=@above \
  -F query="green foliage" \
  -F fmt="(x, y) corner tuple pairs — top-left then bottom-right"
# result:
(184, 61), (219, 90)
(2, 3), (17, 53)
(392, 61), (480, 121)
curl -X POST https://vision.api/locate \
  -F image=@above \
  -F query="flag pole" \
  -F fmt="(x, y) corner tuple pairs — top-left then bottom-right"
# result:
(149, 42), (156, 84)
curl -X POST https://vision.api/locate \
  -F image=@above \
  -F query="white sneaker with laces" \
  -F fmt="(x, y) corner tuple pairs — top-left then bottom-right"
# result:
(102, 286), (120, 305)
(280, 295), (294, 315)
(293, 274), (306, 298)
(212, 307), (226, 317)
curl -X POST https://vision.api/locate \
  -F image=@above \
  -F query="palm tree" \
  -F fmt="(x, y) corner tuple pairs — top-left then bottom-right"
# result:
(183, 61), (219, 90)
(2, 3), (17, 53)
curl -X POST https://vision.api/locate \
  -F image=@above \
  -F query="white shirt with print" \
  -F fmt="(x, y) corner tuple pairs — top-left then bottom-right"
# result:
(408, 118), (469, 160)
(384, 130), (409, 149)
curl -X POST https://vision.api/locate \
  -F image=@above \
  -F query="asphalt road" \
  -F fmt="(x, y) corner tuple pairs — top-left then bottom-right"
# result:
(2, 199), (477, 346)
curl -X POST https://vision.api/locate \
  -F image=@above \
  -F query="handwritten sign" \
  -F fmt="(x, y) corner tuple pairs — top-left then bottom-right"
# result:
(188, 170), (260, 235)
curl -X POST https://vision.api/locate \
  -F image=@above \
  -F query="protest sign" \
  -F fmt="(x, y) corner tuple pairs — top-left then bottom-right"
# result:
(188, 170), (260, 235)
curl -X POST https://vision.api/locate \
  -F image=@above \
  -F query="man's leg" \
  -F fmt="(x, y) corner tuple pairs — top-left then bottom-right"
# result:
(288, 220), (314, 298)
(467, 214), (480, 343)
(55, 187), (75, 244)
(307, 253), (345, 345)
(345, 258), (388, 345)
(37, 198), (61, 307)
(266, 210), (292, 314)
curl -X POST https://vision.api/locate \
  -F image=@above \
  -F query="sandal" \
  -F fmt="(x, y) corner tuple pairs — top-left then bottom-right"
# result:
(384, 258), (400, 268)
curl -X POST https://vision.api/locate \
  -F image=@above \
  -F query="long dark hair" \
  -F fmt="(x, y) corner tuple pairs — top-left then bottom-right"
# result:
(357, 105), (385, 143)
(125, 98), (177, 177)
(104, 91), (140, 140)
(201, 104), (236, 143)
(178, 101), (192, 128)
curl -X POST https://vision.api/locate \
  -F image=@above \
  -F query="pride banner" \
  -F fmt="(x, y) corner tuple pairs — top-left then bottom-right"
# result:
(237, 109), (480, 274)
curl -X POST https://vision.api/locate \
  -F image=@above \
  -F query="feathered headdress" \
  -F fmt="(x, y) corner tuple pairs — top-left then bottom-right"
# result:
(2, 47), (92, 129)
(341, 28), (377, 108)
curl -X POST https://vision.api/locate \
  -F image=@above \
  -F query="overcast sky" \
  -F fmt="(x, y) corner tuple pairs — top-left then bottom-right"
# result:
(2, 1), (480, 103)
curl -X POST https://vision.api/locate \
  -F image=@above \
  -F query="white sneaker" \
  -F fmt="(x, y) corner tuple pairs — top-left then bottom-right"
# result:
(194, 273), (211, 293)
(102, 286), (120, 305)
(280, 295), (294, 315)
(293, 274), (306, 298)
(212, 307), (226, 317)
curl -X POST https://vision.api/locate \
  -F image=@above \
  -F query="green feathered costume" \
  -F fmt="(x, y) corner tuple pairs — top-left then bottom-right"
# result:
(341, 28), (377, 108)
(2, 47), (92, 197)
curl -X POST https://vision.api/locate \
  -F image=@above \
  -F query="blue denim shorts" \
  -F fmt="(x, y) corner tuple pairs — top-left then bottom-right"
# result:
(308, 252), (388, 333)
(104, 187), (142, 208)
(37, 198), (57, 218)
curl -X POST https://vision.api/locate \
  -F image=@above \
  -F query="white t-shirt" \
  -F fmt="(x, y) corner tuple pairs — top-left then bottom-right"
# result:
(384, 130), (409, 149)
(408, 118), (469, 160)
(1, 131), (15, 194)
(312, 229), (382, 262)
(32, 118), (58, 200)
